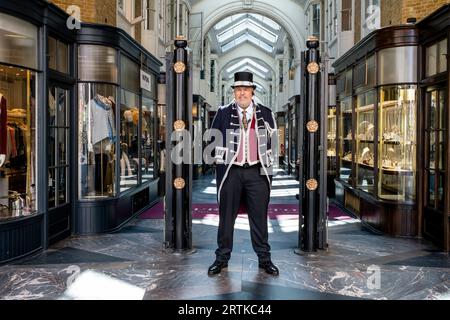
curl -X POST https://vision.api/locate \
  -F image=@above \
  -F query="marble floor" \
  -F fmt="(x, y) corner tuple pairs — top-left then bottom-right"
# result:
(0, 169), (449, 300)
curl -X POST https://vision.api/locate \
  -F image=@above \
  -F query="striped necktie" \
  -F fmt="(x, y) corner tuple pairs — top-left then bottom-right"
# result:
(242, 111), (248, 130)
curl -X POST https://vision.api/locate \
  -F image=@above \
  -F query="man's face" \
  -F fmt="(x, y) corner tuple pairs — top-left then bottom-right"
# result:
(233, 86), (253, 109)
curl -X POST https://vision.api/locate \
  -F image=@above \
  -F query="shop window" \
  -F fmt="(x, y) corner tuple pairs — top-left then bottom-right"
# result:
(0, 13), (38, 70)
(378, 85), (417, 201)
(78, 45), (118, 199)
(355, 90), (376, 194)
(338, 97), (353, 183)
(142, 97), (155, 182)
(120, 56), (140, 192)
(78, 83), (117, 199)
(120, 90), (139, 191)
(0, 64), (37, 219)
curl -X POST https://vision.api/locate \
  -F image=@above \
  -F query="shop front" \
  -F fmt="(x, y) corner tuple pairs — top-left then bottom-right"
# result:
(333, 25), (419, 237)
(0, 1), (162, 264)
(417, 5), (449, 250)
(75, 24), (162, 234)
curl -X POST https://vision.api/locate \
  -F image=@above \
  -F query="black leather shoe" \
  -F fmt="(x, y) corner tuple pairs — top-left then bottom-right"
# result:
(259, 260), (279, 276)
(208, 260), (228, 275)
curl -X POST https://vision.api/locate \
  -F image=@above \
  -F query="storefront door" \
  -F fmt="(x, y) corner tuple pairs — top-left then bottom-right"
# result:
(48, 84), (71, 244)
(424, 87), (447, 246)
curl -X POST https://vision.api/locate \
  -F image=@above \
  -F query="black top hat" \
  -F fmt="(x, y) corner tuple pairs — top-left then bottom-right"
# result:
(231, 71), (256, 89)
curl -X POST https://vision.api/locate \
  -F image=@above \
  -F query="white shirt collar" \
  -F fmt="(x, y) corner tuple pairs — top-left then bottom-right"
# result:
(236, 101), (254, 120)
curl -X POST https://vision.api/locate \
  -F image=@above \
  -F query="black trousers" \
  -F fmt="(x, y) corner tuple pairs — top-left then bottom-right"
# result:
(215, 164), (271, 263)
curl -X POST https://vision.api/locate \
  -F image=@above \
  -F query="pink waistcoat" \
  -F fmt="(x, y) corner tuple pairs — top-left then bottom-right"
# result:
(235, 113), (259, 165)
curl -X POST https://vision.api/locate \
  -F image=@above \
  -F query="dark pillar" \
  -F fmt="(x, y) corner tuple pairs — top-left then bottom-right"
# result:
(296, 36), (327, 253)
(164, 37), (194, 252)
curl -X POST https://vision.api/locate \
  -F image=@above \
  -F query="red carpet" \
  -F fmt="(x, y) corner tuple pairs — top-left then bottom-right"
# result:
(139, 201), (352, 220)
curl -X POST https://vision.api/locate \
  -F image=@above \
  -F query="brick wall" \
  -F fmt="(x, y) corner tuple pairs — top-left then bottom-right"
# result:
(401, 0), (450, 23)
(50, 0), (116, 26)
(381, 0), (403, 27)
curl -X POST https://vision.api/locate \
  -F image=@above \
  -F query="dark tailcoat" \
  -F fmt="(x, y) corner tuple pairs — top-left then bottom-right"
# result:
(210, 101), (277, 203)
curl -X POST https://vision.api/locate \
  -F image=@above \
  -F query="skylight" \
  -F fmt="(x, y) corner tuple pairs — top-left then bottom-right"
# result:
(226, 58), (269, 74)
(217, 19), (278, 44)
(214, 13), (245, 30)
(221, 33), (273, 53)
(228, 65), (266, 79)
(249, 14), (281, 31)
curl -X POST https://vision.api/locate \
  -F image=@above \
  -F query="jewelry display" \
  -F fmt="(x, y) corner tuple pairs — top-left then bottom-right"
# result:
(342, 152), (352, 161)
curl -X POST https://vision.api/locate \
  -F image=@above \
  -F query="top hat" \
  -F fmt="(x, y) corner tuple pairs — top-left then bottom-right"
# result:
(231, 71), (256, 89)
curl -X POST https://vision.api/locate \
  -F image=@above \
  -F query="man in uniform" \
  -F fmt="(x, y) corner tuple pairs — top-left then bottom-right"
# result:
(207, 71), (279, 276)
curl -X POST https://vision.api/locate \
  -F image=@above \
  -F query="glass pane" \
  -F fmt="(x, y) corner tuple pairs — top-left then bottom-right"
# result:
(78, 83), (117, 199)
(57, 89), (67, 127)
(121, 55), (139, 93)
(366, 55), (376, 87)
(439, 90), (446, 130)
(0, 13), (38, 69)
(378, 47), (418, 85)
(58, 167), (67, 205)
(426, 43), (437, 77)
(142, 97), (155, 182)
(78, 45), (118, 83)
(438, 173), (445, 208)
(339, 98), (353, 183)
(48, 169), (56, 208)
(58, 128), (66, 165)
(428, 171), (436, 205)
(341, 0), (352, 31)
(48, 37), (57, 70)
(49, 87), (56, 127)
(356, 91), (375, 193)
(429, 132), (436, 170)
(48, 128), (56, 167)
(438, 39), (447, 74)
(0, 65), (37, 220)
(57, 41), (69, 74)
(429, 91), (437, 130)
(378, 85), (417, 201)
(438, 131), (444, 171)
(120, 90), (139, 192)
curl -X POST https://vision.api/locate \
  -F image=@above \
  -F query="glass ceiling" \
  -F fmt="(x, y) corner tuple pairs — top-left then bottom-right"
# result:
(228, 65), (266, 79)
(226, 57), (269, 74)
(214, 13), (281, 53)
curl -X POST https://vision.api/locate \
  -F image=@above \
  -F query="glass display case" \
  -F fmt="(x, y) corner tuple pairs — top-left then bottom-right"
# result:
(378, 85), (417, 201)
(356, 90), (376, 193)
(338, 97), (353, 183)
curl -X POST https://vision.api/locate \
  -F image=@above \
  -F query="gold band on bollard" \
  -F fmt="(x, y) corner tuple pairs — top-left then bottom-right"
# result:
(174, 61), (186, 73)
(307, 62), (319, 74)
(174, 177), (185, 190)
(306, 120), (319, 133)
(306, 179), (318, 191)
(173, 120), (185, 131)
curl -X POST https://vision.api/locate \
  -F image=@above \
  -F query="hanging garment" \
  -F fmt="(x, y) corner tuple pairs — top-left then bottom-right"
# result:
(0, 95), (7, 155)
